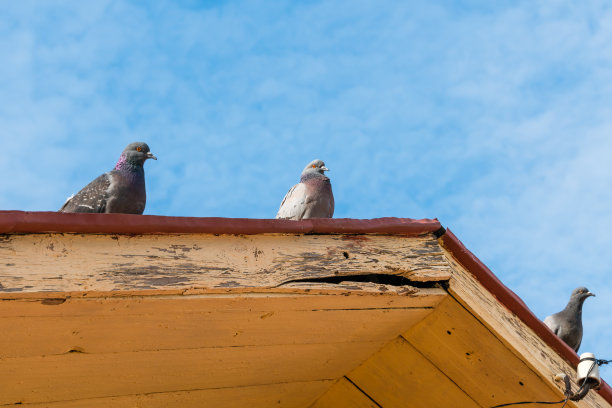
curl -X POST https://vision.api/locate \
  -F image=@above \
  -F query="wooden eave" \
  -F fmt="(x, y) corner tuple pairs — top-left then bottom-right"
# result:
(0, 211), (610, 408)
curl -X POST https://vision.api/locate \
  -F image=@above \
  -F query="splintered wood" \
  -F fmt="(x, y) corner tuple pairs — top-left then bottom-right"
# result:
(0, 232), (450, 292)
(442, 254), (610, 408)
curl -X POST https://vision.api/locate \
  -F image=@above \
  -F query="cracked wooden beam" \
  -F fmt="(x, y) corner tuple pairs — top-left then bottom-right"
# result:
(0, 232), (450, 293)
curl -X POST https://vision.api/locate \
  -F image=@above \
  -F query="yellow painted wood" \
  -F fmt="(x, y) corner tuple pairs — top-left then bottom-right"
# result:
(441, 251), (609, 408)
(0, 342), (382, 405)
(0, 232), (451, 292)
(310, 377), (378, 408)
(348, 337), (481, 408)
(0, 226), (604, 408)
(11, 380), (333, 408)
(403, 296), (564, 407)
(0, 289), (445, 405)
(0, 305), (436, 358)
(0, 288), (447, 316)
(0, 285), (442, 300)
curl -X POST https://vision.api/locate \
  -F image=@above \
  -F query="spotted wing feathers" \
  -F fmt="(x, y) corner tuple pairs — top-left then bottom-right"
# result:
(59, 173), (112, 213)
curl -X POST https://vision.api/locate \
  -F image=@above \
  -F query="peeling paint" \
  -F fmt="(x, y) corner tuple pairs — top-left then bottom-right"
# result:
(0, 233), (451, 293)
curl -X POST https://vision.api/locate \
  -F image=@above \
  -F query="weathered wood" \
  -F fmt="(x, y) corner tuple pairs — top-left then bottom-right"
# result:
(15, 381), (333, 408)
(403, 296), (565, 407)
(279, 281), (426, 294)
(310, 378), (377, 408)
(0, 233), (450, 293)
(0, 287), (447, 316)
(442, 249), (610, 408)
(1, 222), (607, 408)
(347, 337), (481, 408)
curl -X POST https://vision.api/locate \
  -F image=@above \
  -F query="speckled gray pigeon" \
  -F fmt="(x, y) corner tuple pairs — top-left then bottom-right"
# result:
(59, 142), (156, 214)
(276, 159), (334, 220)
(544, 287), (595, 352)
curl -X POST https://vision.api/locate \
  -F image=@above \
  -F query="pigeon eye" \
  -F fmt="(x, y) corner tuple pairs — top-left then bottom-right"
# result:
(311, 164), (316, 168)
(136, 147), (142, 152)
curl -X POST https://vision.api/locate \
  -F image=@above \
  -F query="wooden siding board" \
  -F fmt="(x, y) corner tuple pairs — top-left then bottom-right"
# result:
(0, 233), (451, 293)
(3, 380), (334, 408)
(0, 289), (447, 316)
(403, 296), (565, 407)
(310, 378), (379, 408)
(0, 342), (385, 405)
(0, 306), (437, 358)
(347, 337), (481, 408)
(0, 289), (444, 405)
(441, 245), (610, 408)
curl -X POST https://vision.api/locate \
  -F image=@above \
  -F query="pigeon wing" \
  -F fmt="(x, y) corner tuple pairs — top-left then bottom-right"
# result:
(544, 312), (581, 351)
(276, 183), (308, 220)
(59, 173), (111, 213)
(543, 314), (560, 335)
(574, 337), (582, 352)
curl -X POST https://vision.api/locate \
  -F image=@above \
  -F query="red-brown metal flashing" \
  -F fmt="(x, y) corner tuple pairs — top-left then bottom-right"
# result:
(439, 229), (612, 402)
(0, 211), (441, 235)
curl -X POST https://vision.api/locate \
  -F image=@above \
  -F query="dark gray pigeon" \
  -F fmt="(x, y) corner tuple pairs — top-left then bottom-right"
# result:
(544, 287), (595, 352)
(59, 142), (156, 214)
(276, 159), (334, 220)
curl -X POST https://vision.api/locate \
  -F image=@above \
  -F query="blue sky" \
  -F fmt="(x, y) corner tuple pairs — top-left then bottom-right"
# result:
(1, 1), (611, 373)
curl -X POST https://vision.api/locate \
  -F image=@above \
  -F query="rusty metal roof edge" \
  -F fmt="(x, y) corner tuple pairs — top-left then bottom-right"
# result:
(439, 228), (612, 403)
(0, 210), (441, 235)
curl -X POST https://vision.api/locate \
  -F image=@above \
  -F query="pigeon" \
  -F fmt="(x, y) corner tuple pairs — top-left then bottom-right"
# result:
(544, 287), (595, 352)
(276, 159), (334, 220)
(59, 142), (157, 214)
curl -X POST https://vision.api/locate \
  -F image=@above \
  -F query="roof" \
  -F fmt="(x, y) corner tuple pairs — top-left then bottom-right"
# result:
(0, 210), (610, 406)
(440, 229), (612, 404)
(0, 210), (440, 235)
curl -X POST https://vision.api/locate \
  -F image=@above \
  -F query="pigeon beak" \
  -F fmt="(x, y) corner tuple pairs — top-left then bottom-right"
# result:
(587, 292), (595, 297)
(321, 166), (329, 172)
(146, 152), (157, 160)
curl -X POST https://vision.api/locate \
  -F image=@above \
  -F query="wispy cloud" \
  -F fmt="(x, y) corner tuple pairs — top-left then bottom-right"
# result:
(0, 0), (611, 371)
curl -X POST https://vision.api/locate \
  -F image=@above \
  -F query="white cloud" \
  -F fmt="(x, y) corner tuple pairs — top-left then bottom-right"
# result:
(0, 0), (611, 365)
